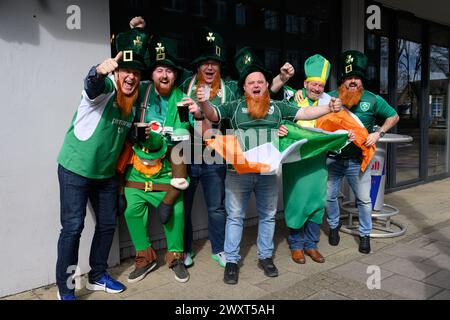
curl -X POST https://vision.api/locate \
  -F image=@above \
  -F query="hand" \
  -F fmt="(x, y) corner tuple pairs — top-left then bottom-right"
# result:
(280, 62), (295, 82)
(278, 125), (289, 137)
(197, 86), (209, 102)
(294, 89), (304, 103)
(365, 132), (381, 147)
(96, 51), (122, 76)
(129, 16), (146, 29)
(328, 97), (342, 113)
(347, 130), (356, 142)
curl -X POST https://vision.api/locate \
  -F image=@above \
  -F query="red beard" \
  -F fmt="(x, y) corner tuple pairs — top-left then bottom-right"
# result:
(245, 90), (270, 119)
(338, 84), (363, 108)
(196, 71), (221, 100)
(154, 81), (173, 96)
(115, 80), (138, 117)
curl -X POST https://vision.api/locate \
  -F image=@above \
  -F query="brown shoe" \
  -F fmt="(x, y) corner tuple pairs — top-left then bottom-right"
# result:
(305, 249), (325, 263)
(291, 249), (306, 264)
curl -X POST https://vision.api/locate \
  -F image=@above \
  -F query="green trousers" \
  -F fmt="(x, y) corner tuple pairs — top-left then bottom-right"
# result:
(124, 187), (184, 252)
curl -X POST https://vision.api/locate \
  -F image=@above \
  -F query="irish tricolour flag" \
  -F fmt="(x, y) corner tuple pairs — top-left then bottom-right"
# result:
(205, 123), (349, 175)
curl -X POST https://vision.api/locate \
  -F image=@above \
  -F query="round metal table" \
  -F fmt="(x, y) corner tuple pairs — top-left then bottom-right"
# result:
(340, 133), (413, 238)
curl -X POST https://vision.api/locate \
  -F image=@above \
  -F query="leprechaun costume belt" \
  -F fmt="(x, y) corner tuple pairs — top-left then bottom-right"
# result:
(125, 181), (171, 192)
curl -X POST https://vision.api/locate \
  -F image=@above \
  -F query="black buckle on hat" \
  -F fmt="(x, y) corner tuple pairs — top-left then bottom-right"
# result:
(124, 50), (133, 62)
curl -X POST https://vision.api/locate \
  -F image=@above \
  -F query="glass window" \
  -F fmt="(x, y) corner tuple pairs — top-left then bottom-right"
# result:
(428, 43), (449, 176)
(163, 0), (183, 11)
(265, 48), (281, 73)
(193, 0), (205, 16)
(286, 14), (299, 34)
(236, 3), (246, 25)
(216, 0), (227, 22)
(395, 18), (423, 184)
(264, 9), (278, 30)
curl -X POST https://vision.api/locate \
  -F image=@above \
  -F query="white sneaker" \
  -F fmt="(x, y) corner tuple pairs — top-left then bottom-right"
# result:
(211, 251), (226, 268)
(183, 252), (194, 267)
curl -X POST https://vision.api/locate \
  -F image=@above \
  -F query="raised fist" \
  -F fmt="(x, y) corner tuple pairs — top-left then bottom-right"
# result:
(129, 16), (146, 29)
(280, 62), (295, 82)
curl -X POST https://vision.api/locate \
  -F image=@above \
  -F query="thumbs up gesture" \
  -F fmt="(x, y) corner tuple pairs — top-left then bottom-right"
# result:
(96, 51), (123, 76)
(328, 97), (342, 113)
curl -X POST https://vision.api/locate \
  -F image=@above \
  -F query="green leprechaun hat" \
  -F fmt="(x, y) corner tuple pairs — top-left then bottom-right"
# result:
(191, 26), (226, 66)
(115, 27), (149, 71)
(234, 47), (273, 91)
(133, 130), (168, 160)
(340, 50), (368, 81)
(147, 35), (182, 75)
(305, 54), (331, 85)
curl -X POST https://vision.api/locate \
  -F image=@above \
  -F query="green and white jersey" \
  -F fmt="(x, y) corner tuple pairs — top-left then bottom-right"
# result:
(214, 98), (299, 151)
(58, 76), (137, 179)
(328, 89), (398, 157)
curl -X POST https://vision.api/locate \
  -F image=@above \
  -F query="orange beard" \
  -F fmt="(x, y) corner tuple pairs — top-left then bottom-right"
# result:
(154, 81), (173, 97)
(245, 90), (270, 119)
(196, 71), (221, 100)
(115, 80), (138, 117)
(132, 154), (163, 177)
(338, 84), (363, 108)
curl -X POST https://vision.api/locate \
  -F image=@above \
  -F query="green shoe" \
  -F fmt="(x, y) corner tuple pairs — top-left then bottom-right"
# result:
(211, 251), (226, 268)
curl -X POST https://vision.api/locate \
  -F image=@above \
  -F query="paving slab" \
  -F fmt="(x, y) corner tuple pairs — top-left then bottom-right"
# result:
(380, 257), (441, 281)
(422, 269), (450, 290)
(380, 274), (442, 299)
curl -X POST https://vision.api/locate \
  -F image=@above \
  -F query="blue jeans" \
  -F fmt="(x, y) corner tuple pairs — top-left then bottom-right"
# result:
(288, 221), (321, 250)
(224, 171), (278, 263)
(56, 165), (118, 295)
(326, 158), (372, 236)
(184, 163), (227, 254)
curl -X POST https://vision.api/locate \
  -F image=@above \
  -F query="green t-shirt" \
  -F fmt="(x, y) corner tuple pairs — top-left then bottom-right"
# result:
(57, 76), (137, 179)
(328, 89), (398, 157)
(214, 98), (299, 150)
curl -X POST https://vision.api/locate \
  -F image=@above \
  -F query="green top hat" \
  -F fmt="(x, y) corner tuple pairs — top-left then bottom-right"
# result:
(234, 47), (273, 91)
(191, 26), (226, 66)
(133, 130), (167, 160)
(147, 35), (182, 75)
(340, 50), (368, 81)
(305, 54), (331, 85)
(115, 27), (149, 71)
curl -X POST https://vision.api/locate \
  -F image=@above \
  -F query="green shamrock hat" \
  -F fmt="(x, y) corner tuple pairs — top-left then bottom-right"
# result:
(133, 130), (167, 160)
(340, 50), (368, 81)
(115, 27), (149, 71)
(305, 54), (331, 85)
(191, 26), (226, 66)
(234, 47), (273, 91)
(147, 35), (182, 75)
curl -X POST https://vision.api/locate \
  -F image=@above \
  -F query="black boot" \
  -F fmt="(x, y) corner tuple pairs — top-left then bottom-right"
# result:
(328, 225), (341, 246)
(359, 235), (371, 254)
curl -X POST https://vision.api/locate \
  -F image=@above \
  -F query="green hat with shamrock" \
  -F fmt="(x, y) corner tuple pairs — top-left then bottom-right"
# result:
(115, 27), (149, 71)
(305, 54), (331, 85)
(340, 50), (368, 81)
(234, 47), (273, 91)
(133, 130), (167, 160)
(147, 35), (182, 75)
(191, 26), (226, 66)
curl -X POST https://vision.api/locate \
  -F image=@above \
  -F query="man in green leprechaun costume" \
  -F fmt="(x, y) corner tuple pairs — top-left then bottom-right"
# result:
(56, 27), (149, 300)
(280, 54), (334, 264)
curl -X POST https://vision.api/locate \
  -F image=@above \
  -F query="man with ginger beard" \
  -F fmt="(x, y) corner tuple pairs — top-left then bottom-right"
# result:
(195, 47), (342, 284)
(55, 28), (148, 299)
(326, 50), (399, 254)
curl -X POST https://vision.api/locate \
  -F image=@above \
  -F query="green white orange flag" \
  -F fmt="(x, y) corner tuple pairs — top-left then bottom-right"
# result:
(205, 123), (349, 175)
